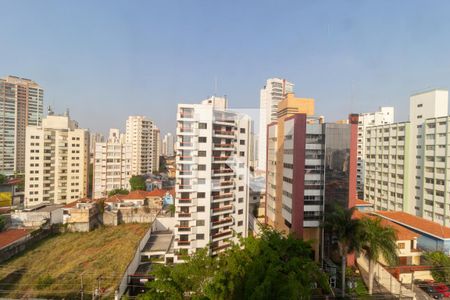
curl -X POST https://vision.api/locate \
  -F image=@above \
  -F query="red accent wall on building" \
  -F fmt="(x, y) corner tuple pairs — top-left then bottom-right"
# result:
(291, 114), (307, 238)
(348, 114), (359, 209)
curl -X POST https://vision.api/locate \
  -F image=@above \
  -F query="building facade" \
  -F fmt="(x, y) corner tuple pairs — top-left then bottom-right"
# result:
(266, 95), (357, 260)
(257, 78), (294, 171)
(125, 116), (159, 175)
(357, 107), (394, 198)
(162, 133), (175, 157)
(24, 111), (89, 207)
(92, 129), (132, 198)
(364, 89), (450, 226)
(0, 76), (44, 175)
(175, 96), (251, 256)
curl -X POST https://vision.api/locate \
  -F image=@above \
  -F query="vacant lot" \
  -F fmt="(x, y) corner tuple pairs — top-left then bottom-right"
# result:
(0, 223), (149, 299)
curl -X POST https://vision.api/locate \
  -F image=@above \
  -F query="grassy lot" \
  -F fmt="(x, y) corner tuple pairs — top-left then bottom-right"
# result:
(0, 223), (149, 299)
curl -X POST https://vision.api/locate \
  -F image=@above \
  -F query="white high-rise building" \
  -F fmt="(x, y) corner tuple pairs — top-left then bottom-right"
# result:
(257, 78), (294, 171)
(125, 116), (159, 175)
(0, 76), (44, 175)
(92, 128), (131, 198)
(162, 133), (175, 156)
(175, 96), (251, 256)
(24, 110), (89, 207)
(357, 107), (394, 197)
(364, 89), (450, 225)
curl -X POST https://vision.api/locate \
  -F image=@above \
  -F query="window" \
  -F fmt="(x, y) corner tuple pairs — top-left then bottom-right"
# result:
(240, 140), (245, 145)
(197, 192), (205, 198)
(398, 243), (405, 249)
(196, 220), (205, 226)
(199, 137), (207, 143)
(196, 234), (204, 240)
(417, 115), (422, 119)
(197, 206), (205, 212)
(198, 164), (206, 171)
(238, 209), (243, 215)
(198, 151), (206, 157)
(417, 104), (423, 108)
(199, 123), (207, 129)
(238, 221), (243, 226)
(240, 128), (245, 133)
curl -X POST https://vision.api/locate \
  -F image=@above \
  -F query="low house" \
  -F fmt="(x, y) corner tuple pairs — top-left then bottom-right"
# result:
(354, 210), (422, 266)
(373, 211), (450, 255)
(103, 190), (171, 224)
(354, 199), (374, 212)
(11, 204), (63, 228)
(63, 198), (100, 232)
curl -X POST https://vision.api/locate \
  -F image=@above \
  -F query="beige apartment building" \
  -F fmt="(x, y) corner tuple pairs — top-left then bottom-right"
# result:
(93, 129), (132, 198)
(125, 116), (160, 175)
(24, 110), (89, 207)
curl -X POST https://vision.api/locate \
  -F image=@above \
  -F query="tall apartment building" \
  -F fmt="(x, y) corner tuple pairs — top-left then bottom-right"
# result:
(257, 78), (294, 171)
(266, 95), (357, 260)
(0, 76), (44, 175)
(24, 110), (89, 207)
(92, 129), (132, 198)
(364, 89), (450, 225)
(125, 116), (159, 175)
(357, 107), (394, 198)
(162, 133), (175, 156)
(153, 127), (161, 172)
(175, 96), (251, 256)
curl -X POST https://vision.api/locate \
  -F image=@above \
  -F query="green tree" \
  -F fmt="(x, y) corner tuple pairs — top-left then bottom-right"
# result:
(139, 227), (330, 300)
(360, 217), (398, 295)
(108, 188), (129, 196)
(425, 251), (450, 282)
(0, 215), (5, 231)
(324, 206), (362, 298)
(0, 173), (6, 184)
(129, 175), (146, 191)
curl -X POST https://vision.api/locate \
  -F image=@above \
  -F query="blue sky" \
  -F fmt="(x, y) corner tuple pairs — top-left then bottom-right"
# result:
(2, 0), (450, 135)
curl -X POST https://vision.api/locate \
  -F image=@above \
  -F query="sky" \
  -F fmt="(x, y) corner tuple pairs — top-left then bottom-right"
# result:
(2, 0), (450, 136)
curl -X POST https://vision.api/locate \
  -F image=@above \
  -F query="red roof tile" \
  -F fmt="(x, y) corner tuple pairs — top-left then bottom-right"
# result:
(374, 211), (450, 239)
(355, 199), (373, 206)
(0, 229), (31, 249)
(353, 210), (418, 240)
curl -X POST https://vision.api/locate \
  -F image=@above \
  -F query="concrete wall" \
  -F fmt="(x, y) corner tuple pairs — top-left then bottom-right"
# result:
(152, 217), (176, 231)
(11, 210), (63, 228)
(0, 228), (53, 263)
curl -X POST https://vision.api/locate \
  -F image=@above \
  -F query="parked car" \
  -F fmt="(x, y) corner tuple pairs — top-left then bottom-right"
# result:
(433, 283), (450, 298)
(419, 284), (444, 299)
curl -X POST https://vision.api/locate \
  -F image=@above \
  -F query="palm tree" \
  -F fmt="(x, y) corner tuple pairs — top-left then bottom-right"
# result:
(324, 206), (362, 298)
(360, 217), (398, 295)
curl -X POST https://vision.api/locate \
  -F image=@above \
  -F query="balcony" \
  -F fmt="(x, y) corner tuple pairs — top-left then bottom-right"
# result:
(213, 130), (234, 137)
(211, 230), (232, 241)
(211, 243), (231, 253)
(178, 156), (193, 161)
(179, 113), (193, 119)
(212, 180), (234, 189)
(179, 142), (194, 148)
(211, 217), (233, 229)
(177, 212), (191, 218)
(212, 193), (233, 202)
(178, 198), (192, 204)
(176, 225), (191, 232)
(213, 156), (230, 162)
(214, 143), (234, 150)
(212, 169), (234, 176)
(176, 240), (191, 246)
(212, 205), (233, 215)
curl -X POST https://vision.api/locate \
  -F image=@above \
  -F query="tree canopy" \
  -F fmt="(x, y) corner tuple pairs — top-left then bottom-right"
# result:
(425, 251), (450, 283)
(129, 175), (146, 191)
(139, 227), (330, 300)
(108, 188), (129, 196)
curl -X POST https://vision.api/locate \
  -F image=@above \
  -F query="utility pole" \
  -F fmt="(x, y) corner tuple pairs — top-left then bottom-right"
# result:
(80, 273), (84, 300)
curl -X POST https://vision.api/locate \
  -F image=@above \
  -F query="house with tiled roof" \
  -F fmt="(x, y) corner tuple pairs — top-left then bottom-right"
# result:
(62, 198), (101, 232)
(354, 199), (374, 212)
(353, 210), (422, 266)
(373, 210), (450, 255)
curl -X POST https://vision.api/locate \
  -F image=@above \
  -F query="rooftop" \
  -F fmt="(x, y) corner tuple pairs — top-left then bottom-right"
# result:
(373, 211), (450, 240)
(355, 199), (373, 207)
(353, 210), (418, 241)
(0, 229), (31, 249)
